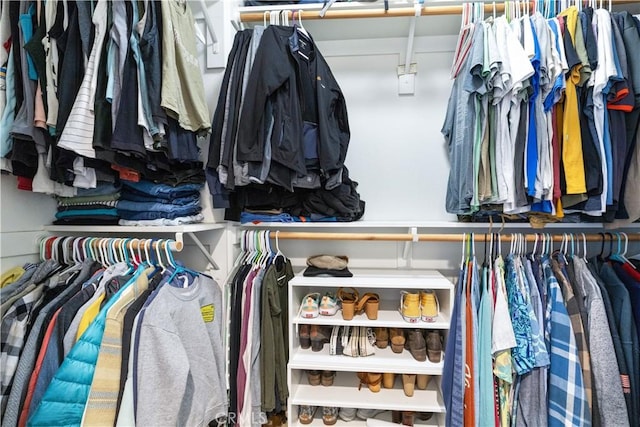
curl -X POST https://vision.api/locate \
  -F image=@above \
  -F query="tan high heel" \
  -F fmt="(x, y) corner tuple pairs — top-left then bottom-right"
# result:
(357, 372), (383, 393)
(416, 374), (431, 390)
(356, 292), (380, 320)
(402, 374), (416, 397)
(382, 372), (396, 389)
(338, 287), (359, 320)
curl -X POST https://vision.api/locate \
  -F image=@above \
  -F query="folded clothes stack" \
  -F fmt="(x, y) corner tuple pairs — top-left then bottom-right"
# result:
(54, 183), (121, 225)
(117, 180), (204, 226)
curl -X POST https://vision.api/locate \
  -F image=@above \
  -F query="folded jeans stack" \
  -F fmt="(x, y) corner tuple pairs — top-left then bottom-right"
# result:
(53, 183), (121, 225)
(117, 180), (204, 226)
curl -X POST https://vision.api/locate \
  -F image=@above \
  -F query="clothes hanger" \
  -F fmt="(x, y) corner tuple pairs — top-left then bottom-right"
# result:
(461, 233), (467, 267)
(294, 9), (310, 38)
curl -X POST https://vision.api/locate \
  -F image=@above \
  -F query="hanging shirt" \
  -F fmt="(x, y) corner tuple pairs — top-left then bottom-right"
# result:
(543, 257), (591, 427)
(56, 0), (109, 159)
(442, 263), (466, 427)
(477, 264), (495, 427)
(160, 0), (210, 133)
(573, 257), (629, 427)
(505, 255), (536, 374)
(559, 7), (588, 195)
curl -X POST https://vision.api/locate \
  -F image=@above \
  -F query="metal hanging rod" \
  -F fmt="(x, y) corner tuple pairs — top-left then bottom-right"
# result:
(238, 0), (637, 22)
(266, 231), (640, 242)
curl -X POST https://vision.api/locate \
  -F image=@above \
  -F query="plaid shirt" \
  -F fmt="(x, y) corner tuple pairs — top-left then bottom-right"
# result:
(552, 258), (593, 417)
(543, 258), (592, 427)
(0, 285), (45, 414)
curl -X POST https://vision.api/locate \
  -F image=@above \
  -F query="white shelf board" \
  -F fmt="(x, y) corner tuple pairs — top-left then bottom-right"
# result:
(236, 220), (640, 230)
(288, 410), (440, 427)
(293, 303), (450, 330)
(43, 223), (226, 233)
(290, 269), (453, 289)
(291, 371), (445, 413)
(290, 345), (444, 375)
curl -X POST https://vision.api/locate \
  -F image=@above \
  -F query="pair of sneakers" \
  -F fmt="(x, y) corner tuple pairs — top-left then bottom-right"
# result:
(299, 292), (340, 318)
(298, 406), (338, 425)
(329, 326), (376, 357)
(338, 408), (385, 422)
(400, 290), (439, 323)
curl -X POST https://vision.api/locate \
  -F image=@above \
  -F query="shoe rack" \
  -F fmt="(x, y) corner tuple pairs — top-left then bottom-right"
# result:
(287, 269), (454, 426)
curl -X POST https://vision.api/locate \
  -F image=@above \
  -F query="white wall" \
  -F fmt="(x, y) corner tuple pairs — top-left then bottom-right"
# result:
(0, 174), (57, 268)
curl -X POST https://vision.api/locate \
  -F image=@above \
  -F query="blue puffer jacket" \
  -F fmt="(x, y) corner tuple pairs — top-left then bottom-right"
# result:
(27, 267), (142, 427)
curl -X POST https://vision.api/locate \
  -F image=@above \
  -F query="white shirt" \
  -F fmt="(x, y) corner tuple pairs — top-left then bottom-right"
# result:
(56, 0), (109, 158)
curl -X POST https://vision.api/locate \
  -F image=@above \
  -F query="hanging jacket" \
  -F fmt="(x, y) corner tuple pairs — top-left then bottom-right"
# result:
(27, 267), (146, 427)
(236, 25), (350, 189)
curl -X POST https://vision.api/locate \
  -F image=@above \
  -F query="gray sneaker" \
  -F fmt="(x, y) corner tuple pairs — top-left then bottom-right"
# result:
(339, 407), (357, 422)
(356, 408), (385, 420)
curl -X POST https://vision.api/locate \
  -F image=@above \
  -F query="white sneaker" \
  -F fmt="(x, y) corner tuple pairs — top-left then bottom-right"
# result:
(359, 327), (376, 357)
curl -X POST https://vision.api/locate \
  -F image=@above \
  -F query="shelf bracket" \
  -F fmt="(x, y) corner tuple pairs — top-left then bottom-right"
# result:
(397, 0), (421, 95)
(400, 227), (418, 267)
(187, 231), (220, 270)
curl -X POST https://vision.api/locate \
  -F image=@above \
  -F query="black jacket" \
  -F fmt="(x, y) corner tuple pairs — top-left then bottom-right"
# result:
(236, 25), (350, 187)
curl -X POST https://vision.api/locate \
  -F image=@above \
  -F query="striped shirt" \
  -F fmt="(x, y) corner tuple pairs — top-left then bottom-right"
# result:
(56, 0), (108, 158)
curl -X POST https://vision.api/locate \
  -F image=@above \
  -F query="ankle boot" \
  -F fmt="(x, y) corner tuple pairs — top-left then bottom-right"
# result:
(416, 374), (431, 390)
(407, 329), (427, 362)
(310, 325), (330, 352)
(402, 374), (416, 397)
(389, 328), (405, 353)
(426, 330), (443, 363)
(382, 372), (396, 389)
(402, 411), (415, 426)
(299, 324), (311, 349)
(374, 327), (389, 349)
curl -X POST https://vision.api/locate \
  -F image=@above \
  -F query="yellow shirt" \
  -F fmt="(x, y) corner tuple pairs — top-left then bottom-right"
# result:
(76, 293), (106, 341)
(1, 266), (26, 288)
(559, 6), (587, 195)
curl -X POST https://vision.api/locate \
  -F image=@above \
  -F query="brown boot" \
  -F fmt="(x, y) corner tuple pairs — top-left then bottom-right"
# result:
(310, 325), (331, 352)
(374, 327), (389, 349)
(389, 328), (405, 353)
(299, 324), (311, 349)
(407, 329), (427, 362)
(426, 330), (443, 363)
(321, 370), (335, 386)
(307, 370), (321, 385)
(401, 411), (415, 426)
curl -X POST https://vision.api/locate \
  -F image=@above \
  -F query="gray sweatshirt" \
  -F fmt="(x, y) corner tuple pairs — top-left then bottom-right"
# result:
(136, 274), (227, 427)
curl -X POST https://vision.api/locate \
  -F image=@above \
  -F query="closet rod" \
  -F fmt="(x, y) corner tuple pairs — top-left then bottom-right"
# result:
(42, 235), (183, 252)
(238, 0), (637, 22)
(267, 231), (640, 242)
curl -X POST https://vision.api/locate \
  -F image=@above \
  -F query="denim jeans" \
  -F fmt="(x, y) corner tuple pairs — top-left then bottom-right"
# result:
(122, 180), (203, 198)
(116, 199), (200, 213)
(118, 207), (201, 221)
(118, 193), (200, 211)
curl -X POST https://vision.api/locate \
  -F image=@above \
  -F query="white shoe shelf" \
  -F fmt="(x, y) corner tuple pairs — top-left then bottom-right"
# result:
(287, 269), (454, 427)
